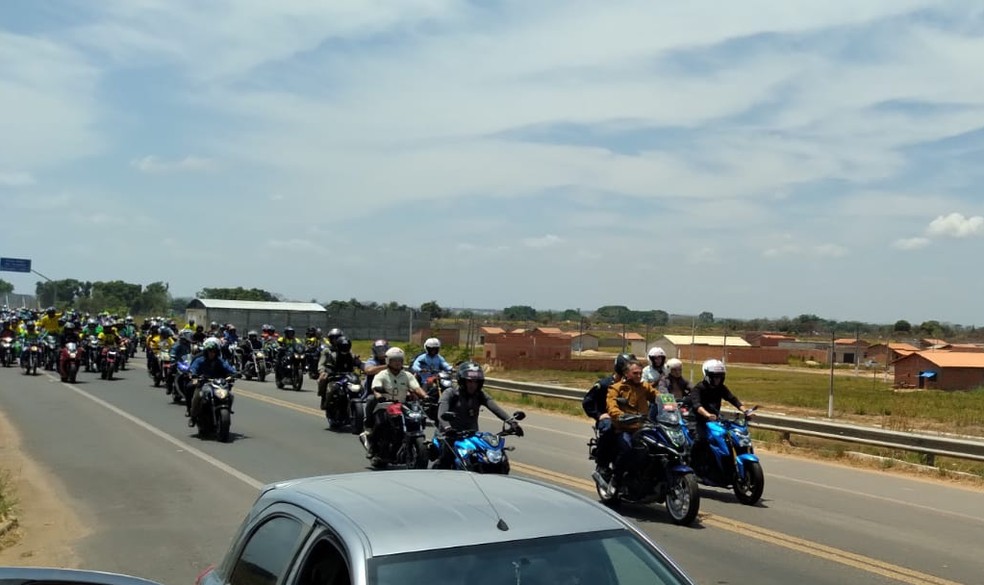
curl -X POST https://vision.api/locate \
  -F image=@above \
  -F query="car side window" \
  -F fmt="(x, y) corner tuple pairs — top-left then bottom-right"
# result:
(230, 515), (306, 585)
(295, 539), (351, 585)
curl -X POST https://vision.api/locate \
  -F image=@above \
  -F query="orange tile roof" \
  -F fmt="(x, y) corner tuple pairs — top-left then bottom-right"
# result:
(921, 338), (949, 346)
(887, 342), (920, 352)
(480, 327), (506, 335)
(619, 332), (645, 341)
(906, 351), (984, 368)
(834, 338), (867, 345)
(534, 327), (564, 335)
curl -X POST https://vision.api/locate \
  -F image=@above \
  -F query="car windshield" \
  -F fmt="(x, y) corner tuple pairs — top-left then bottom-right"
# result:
(370, 529), (687, 585)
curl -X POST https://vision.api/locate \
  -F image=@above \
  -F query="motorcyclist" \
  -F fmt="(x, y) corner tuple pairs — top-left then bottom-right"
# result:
(96, 323), (122, 370)
(317, 336), (364, 406)
(690, 359), (748, 467)
(224, 325), (239, 345)
(411, 337), (453, 384)
(325, 328), (344, 350)
(240, 330), (262, 369)
(582, 353), (634, 478)
(192, 325), (206, 343)
(642, 346), (668, 390)
(81, 318), (102, 339)
(360, 347), (428, 454)
(606, 359), (659, 488)
(170, 331), (195, 415)
(261, 324), (277, 342)
(362, 339), (390, 393)
(18, 321), (43, 367)
(188, 338), (238, 427)
(433, 362), (521, 468)
(37, 307), (62, 336)
(146, 324), (162, 373)
(665, 358), (692, 400)
(59, 321), (81, 346)
(276, 325), (302, 376)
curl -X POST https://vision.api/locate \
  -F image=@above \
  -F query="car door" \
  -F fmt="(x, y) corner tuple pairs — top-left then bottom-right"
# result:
(286, 529), (357, 585)
(225, 503), (317, 585)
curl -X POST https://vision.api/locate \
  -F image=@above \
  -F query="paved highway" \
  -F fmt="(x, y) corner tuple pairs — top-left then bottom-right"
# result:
(0, 363), (980, 585)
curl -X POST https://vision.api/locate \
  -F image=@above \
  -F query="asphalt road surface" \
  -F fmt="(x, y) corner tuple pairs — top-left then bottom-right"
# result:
(0, 361), (981, 585)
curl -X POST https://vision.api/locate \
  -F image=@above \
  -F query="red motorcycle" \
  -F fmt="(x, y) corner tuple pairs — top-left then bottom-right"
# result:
(59, 342), (81, 383)
(100, 345), (120, 380)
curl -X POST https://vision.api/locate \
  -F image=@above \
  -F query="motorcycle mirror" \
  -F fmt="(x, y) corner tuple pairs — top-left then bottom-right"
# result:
(512, 411), (526, 421)
(440, 412), (456, 422)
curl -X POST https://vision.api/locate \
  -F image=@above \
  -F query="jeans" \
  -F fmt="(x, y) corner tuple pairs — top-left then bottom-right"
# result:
(612, 431), (634, 481)
(594, 418), (616, 467)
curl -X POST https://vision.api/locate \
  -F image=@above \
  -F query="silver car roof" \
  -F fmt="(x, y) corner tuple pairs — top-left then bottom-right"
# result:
(260, 470), (627, 557)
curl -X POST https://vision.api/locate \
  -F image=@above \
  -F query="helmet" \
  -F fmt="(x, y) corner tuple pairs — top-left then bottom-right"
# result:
(613, 353), (636, 377)
(647, 347), (666, 359)
(87, 318), (98, 327)
(160, 327), (173, 338)
(306, 327), (317, 337)
(424, 337), (441, 354)
(385, 347), (405, 364)
(210, 321), (218, 329)
(64, 322), (75, 330)
(202, 339), (220, 352)
(46, 307), (56, 315)
(371, 339), (390, 360)
(262, 324), (271, 332)
(666, 358), (683, 371)
(226, 324), (236, 332)
(702, 359), (726, 385)
(456, 361), (485, 391)
(247, 330), (258, 338)
(25, 321), (36, 330)
(326, 328), (343, 344)
(150, 324), (160, 333)
(335, 336), (352, 353)
(283, 326), (295, 336)
(125, 315), (134, 323)
(180, 331), (193, 343)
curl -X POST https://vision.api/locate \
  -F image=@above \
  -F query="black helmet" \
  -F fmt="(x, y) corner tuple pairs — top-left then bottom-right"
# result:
(306, 327), (317, 337)
(371, 339), (390, 360)
(284, 326), (295, 336)
(335, 336), (352, 353)
(456, 361), (485, 391)
(614, 353), (636, 377)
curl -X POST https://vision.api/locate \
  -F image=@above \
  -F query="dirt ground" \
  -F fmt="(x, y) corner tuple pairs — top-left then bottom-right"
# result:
(0, 407), (87, 566)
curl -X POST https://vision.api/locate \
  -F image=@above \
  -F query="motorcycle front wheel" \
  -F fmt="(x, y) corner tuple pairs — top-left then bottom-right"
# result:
(404, 437), (429, 470)
(666, 473), (700, 525)
(218, 408), (232, 443)
(733, 460), (765, 505)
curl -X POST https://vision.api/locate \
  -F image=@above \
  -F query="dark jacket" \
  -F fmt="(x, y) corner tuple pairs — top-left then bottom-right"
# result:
(689, 380), (741, 421)
(438, 385), (511, 433)
(190, 355), (237, 379)
(582, 375), (615, 420)
(318, 350), (363, 376)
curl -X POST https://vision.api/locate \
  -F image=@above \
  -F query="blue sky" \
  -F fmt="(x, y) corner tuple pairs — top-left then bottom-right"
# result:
(2, 0), (983, 325)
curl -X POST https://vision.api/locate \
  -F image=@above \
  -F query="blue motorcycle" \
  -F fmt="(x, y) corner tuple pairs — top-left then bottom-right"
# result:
(431, 411), (525, 474)
(592, 395), (700, 525)
(682, 403), (764, 505)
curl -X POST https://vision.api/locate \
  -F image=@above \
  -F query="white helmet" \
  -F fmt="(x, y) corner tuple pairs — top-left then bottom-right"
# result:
(647, 346), (666, 358)
(666, 358), (683, 370)
(385, 347), (405, 363)
(702, 359), (726, 384)
(424, 337), (441, 350)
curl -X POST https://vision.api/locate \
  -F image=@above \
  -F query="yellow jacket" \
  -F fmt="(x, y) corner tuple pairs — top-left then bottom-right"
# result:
(607, 379), (658, 432)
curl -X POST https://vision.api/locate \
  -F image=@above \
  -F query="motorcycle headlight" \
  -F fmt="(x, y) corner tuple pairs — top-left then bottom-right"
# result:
(68, 352), (77, 358)
(214, 387), (229, 400)
(255, 352), (264, 358)
(348, 383), (362, 392)
(486, 450), (503, 463)
(731, 430), (751, 447)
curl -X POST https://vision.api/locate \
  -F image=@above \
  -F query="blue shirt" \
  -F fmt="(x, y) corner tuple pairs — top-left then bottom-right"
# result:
(189, 355), (237, 379)
(411, 353), (452, 378)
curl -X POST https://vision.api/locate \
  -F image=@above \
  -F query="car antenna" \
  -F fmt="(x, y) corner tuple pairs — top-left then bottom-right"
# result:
(467, 472), (509, 531)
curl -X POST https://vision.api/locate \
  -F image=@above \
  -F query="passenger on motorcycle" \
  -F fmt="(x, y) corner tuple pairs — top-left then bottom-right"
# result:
(689, 359), (747, 446)
(411, 338), (453, 383)
(192, 325), (206, 343)
(316, 336), (364, 399)
(436, 361), (519, 435)
(188, 339), (238, 427)
(81, 318), (102, 339)
(224, 325), (239, 345)
(665, 358), (692, 400)
(642, 346), (668, 390)
(582, 353), (634, 476)
(325, 328), (344, 350)
(170, 332), (195, 416)
(606, 359), (660, 487)
(0, 320), (18, 342)
(360, 347), (428, 454)
(146, 324), (162, 371)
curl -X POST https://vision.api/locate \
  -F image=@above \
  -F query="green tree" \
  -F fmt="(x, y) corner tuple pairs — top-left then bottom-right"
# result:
(918, 320), (943, 337)
(560, 309), (581, 321)
(894, 319), (912, 333)
(0, 279), (13, 295)
(502, 305), (537, 321)
(136, 281), (171, 315)
(198, 287), (281, 302)
(419, 300), (447, 318)
(595, 305), (631, 323)
(697, 311), (715, 325)
(35, 279), (91, 307)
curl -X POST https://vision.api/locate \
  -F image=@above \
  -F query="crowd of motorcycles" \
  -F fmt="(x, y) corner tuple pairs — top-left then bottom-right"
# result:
(2, 309), (765, 527)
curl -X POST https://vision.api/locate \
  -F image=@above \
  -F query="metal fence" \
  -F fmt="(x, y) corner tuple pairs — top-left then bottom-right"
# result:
(190, 307), (432, 341)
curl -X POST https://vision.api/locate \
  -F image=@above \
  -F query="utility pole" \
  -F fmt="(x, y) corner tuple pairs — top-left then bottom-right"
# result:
(828, 329), (836, 418)
(577, 309), (583, 355)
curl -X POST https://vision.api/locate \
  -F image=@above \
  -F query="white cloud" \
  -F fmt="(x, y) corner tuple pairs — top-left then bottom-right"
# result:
(926, 212), (984, 238)
(892, 237), (931, 250)
(813, 244), (849, 258)
(523, 235), (563, 248)
(0, 172), (34, 187)
(131, 155), (217, 173)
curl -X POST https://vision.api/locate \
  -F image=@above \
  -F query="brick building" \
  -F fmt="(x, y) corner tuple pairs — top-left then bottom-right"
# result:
(483, 327), (572, 362)
(865, 342), (919, 365)
(893, 351), (984, 390)
(743, 332), (796, 347)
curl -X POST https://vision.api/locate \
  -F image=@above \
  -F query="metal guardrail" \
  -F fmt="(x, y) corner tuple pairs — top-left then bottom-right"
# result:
(485, 377), (984, 464)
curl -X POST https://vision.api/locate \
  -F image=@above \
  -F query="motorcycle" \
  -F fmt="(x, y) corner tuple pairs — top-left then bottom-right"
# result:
(421, 370), (454, 422)
(160, 350), (176, 394)
(363, 399), (430, 470)
(432, 411), (526, 474)
(100, 345), (120, 380)
(1, 335), (15, 367)
(241, 346), (267, 382)
(275, 342), (305, 391)
(59, 342), (81, 383)
(193, 376), (235, 443)
(323, 372), (365, 432)
(173, 355), (193, 404)
(117, 338), (130, 370)
(685, 404), (764, 505)
(591, 395), (700, 526)
(305, 341), (324, 380)
(21, 340), (41, 376)
(83, 336), (100, 372)
(42, 334), (59, 371)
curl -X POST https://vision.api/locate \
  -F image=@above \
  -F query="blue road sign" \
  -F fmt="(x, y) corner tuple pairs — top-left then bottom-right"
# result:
(0, 257), (32, 273)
